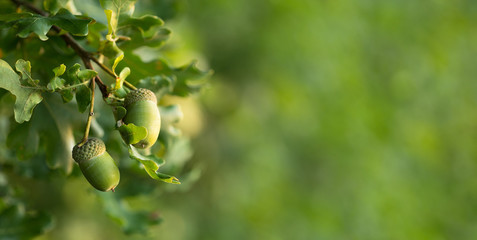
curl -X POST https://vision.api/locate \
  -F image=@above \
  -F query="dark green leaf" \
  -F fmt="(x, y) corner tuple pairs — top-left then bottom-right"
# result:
(0, 59), (43, 123)
(7, 95), (80, 173)
(97, 193), (161, 234)
(0, 204), (54, 240)
(66, 63), (82, 85)
(60, 89), (74, 103)
(7, 121), (39, 160)
(118, 123), (147, 145)
(75, 85), (91, 112)
(1, 9), (92, 41)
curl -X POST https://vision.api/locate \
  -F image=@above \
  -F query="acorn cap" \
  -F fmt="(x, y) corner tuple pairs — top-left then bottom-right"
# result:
(72, 138), (106, 163)
(124, 88), (157, 107)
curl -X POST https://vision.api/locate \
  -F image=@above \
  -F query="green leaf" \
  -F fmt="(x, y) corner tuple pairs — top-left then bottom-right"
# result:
(117, 15), (169, 50)
(1, 9), (92, 41)
(100, 40), (123, 59)
(44, 0), (79, 15)
(63, 64), (95, 109)
(75, 85), (91, 112)
(104, 9), (117, 41)
(15, 59), (39, 86)
(101, 0), (137, 40)
(52, 64), (66, 76)
(112, 52), (124, 74)
(6, 95), (79, 173)
(137, 75), (173, 98)
(100, 0), (137, 14)
(50, 9), (92, 36)
(47, 64), (66, 91)
(60, 89), (74, 103)
(97, 193), (161, 234)
(47, 77), (65, 91)
(0, 59), (43, 123)
(7, 121), (39, 161)
(0, 204), (54, 240)
(114, 67), (130, 90)
(65, 63), (82, 84)
(118, 123), (147, 145)
(121, 52), (211, 97)
(128, 146), (180, 184)
(113, 106), (127, 120)
(119, 14), (163, 31)
(77, 69), (97, 81)
(121, 28), (171, 50)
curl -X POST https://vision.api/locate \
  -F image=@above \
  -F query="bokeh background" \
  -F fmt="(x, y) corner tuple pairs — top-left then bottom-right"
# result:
(35, 0), (477, 239)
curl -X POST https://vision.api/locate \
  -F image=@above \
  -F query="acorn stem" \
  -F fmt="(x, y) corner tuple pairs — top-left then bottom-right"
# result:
(123, 81), (137, 90)
(80, 76), (96, 146)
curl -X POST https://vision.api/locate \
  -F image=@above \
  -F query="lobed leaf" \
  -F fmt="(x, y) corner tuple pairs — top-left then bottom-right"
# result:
(0, 59), (42, 123)
(15, 59), (39, 87)
(0, 9), (92, 41)
(6, 95), (80, 173)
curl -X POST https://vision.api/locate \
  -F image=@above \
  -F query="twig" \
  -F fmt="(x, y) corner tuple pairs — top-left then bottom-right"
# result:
(79, 76), (96, 146)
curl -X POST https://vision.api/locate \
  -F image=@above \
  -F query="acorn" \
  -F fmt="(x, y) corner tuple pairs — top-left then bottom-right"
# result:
(122, 88), (161, 148)
(72, 138), (120, 192)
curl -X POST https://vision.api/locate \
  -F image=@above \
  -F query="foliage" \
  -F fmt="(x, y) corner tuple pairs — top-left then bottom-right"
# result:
(0, 0), (209, 238)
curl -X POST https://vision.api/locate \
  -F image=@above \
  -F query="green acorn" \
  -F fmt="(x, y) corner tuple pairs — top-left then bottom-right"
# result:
(122, 88), (161, 148)
(72, 138), (120, 192)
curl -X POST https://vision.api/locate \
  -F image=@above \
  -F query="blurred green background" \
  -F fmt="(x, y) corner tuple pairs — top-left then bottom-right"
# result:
(157, 0), (477, 239)
(28, 0), (477, 239)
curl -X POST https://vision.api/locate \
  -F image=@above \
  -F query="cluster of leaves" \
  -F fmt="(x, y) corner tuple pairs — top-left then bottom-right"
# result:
(0, 0), (210, 238)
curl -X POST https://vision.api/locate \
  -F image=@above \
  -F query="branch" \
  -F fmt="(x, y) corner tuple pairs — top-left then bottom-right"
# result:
(11, 0), (137, 96)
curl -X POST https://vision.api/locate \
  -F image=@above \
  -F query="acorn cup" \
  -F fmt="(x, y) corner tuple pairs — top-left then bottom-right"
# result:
(122, 88), (161, 148)
(72, 138), (120, 192)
